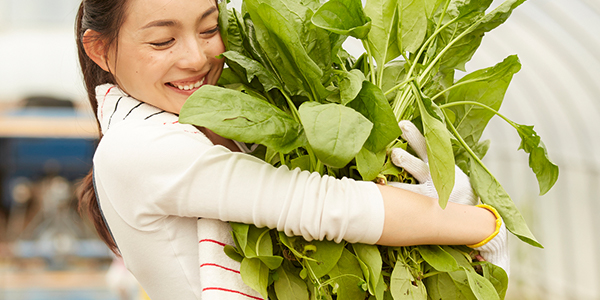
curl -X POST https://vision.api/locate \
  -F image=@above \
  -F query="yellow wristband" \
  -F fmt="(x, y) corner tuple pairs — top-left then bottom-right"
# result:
(466, 204), (503, 248)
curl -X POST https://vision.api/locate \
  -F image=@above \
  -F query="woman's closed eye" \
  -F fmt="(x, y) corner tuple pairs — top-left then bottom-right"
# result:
(201, 25), (219, 36)
(150, 38), (175, 48)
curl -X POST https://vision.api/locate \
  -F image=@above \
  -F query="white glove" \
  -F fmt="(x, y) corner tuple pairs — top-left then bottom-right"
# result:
(468, 205), (510, 277)
(387, 120), (478, 206)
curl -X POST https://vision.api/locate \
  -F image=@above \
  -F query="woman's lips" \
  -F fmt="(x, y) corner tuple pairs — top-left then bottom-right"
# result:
(166, 76), (206, 91)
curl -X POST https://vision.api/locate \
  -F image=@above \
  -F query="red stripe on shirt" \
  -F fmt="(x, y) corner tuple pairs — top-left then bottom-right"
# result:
(101, 86), (116, 120)
(200, 263), (240, 274)
(202, 287), (263, 300)
(198, 239), (227, 247)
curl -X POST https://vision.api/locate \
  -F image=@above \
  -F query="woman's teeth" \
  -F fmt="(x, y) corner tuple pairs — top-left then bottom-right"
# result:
(173, 78), (204, 90)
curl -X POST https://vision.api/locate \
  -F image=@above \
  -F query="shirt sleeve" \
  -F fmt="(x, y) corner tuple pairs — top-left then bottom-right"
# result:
(93, 120), (385, 244)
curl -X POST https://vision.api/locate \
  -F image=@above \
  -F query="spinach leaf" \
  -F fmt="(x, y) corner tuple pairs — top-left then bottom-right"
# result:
(514, 123), (559, 195)
(299, 102), (373, 168)
(347, 81), (402, 152)
(327, 249), (367, 300)
(180, 85), (306, 154)
(364, 0), (401, 69)
(311, 0), (372, 39)
(304, 239), (346, 278)
(221, 50), (282, 92)
(447, 55), (521, 149)
(390, 260), (427, 299)
(352, 243), (382, 295)
(338, 69), (366, 105)
(417, 95), (455, 208)
(240, 257), (270, 298)
(462, 267), (500, 300)
(469, 159), (542, 248)
(417, 245), (459, 273)
(274, 264), (310, 300)
(246, 0), (329, 101)
(356, 147), (386, 181)
(397, 0), (433, 54)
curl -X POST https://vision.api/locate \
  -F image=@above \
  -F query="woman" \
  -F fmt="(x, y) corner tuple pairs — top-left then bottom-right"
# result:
(75, 0), (507, 299)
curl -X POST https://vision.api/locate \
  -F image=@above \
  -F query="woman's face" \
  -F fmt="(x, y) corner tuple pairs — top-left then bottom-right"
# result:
(107, 0), (225, 114)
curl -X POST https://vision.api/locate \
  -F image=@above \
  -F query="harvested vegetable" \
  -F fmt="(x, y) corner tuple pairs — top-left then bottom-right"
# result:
(179, 0), (559, 298)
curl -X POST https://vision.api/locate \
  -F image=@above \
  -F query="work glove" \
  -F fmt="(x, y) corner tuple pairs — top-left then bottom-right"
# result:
(387, 120), (478, 206)
(388, 121), (509, 275)
(468, 204), (510, 277)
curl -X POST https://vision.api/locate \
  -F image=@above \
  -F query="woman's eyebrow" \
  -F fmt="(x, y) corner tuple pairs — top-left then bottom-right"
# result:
(141, 20), (178, 30)
(140, 6), (218, 30)
(199, 6), (218, 21)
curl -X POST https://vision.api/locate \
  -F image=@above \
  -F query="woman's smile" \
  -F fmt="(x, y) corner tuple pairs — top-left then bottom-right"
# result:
(165, 74), (208, 95)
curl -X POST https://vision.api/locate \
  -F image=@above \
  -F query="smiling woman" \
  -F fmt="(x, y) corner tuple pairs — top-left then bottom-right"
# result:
(74, 0), (508, 299)
(83, 0), (224, 114)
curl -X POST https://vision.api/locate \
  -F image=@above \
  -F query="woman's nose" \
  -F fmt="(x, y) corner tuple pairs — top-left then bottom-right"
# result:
(176, 38), (208, 70)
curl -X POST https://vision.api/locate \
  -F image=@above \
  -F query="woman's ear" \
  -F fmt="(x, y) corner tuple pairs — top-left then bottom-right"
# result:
(82, 29), (111, 72)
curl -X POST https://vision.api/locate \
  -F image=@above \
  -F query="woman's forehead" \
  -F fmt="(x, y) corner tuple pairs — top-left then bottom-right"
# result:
(123, 0), (218, 29)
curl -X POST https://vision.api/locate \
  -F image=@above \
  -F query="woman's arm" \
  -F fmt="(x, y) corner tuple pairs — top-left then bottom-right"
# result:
(376, 184), (496, 246)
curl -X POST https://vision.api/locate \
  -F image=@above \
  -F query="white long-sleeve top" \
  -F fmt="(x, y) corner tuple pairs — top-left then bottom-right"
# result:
(92, 84), (385, 299)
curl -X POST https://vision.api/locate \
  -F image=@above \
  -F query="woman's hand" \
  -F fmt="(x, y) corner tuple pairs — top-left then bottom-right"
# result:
(468, 205), (510, 277)
(388, 120), (478, 206)
(387, 120), (509, 276)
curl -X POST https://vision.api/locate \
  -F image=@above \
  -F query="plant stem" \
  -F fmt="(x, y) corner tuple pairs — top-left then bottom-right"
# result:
(418, 15), (488, 84)
(431, 77), (494, 102)
(439, 101), (517, 127)
(363, 40), (377, 85)
(420, 271), (443, 279)
(337, 54), (348, 72)
(282, 91), (301, 122)
(384, 76), (416, 97)
(441, 109), (495, 176)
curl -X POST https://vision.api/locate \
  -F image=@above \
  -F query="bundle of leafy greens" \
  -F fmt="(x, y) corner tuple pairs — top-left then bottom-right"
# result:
(179, 0), (559, 298)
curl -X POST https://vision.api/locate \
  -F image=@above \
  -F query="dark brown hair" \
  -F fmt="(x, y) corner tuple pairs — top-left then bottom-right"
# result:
(75, 0), (129, 255)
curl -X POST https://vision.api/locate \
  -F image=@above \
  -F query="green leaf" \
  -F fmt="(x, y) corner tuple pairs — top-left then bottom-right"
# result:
(224, 245), (244, 262)
(338, 69), (366, 105)
(230, 223), (250, 255)
(397, 0), (430, 53)
(347, 81), (402, 152)
(305, 240), (346, 278)
(352, 244), (382, 295)
(417, 245), (459, 273)
(469, 159), (543, 248)
(462, 267), (500, 300)
(217, 67), (245, 86)
(479, 261), (509, 299)
(364, 0), (401, 67)
(514, 123), (559, 195)
(299, 102), (373, 168)
(258, 255), (284, 270)
(291, 155), (311, 171)
(241, 257), (270, 298)
(380, 60), (407, 102)
(179, 85), (305, 154)
(246, 225), (273, 257)
(390, 261), (427, 299)
(440, 0), (525, 72)
(416, 96), (454, 208)
(311, 0), (372, 39)
(425, 271), (477, 300)
(222, 50), (282, 92)
(246, 0), (330, 101)
(327, 249), (367, 300)
(448, 55), (521, 149)
(274, 265), (310, 300)
(356, 147), (386, 181)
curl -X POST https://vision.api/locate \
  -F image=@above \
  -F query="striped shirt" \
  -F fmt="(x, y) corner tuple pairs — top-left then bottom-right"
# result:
(92, 84), (384, 299)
